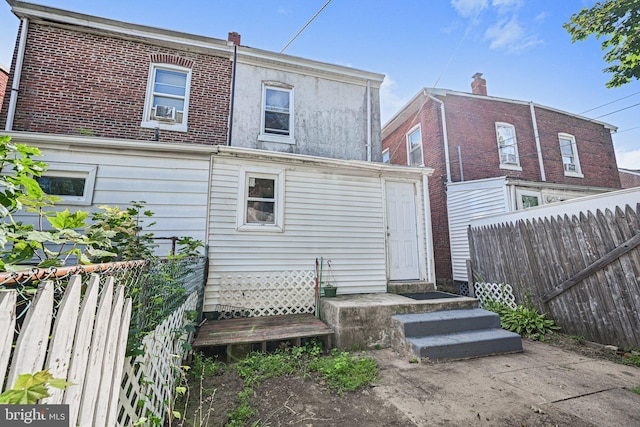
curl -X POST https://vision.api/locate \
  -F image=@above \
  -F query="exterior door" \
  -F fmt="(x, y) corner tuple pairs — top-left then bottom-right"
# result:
(386, 181), (420, 280)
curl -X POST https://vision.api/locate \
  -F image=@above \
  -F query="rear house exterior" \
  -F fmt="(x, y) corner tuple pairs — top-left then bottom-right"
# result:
(382, 73), (621, 285)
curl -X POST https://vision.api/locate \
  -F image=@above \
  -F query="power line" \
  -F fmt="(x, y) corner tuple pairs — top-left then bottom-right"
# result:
(579, 90), (640, 114)
(592, 101), (640, 119)
(280, 0), (333, 53)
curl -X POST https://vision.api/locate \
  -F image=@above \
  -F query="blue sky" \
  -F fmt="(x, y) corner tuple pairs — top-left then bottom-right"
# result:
(0, 0), (638, 168)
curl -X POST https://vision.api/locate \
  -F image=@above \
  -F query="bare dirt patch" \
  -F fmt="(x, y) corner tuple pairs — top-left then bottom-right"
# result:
(179, 335), (638, 427)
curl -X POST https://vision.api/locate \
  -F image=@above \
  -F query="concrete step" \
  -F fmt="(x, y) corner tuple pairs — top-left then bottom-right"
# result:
(387, 281), (436, 294)
(393, 308), (501, 337)
(407, 329), (523, 360)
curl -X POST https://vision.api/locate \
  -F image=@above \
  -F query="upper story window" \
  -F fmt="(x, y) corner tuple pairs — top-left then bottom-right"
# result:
(406, 125), (424, 166)
(382, 148), (390, 163)
(558, 133), (583, 178)
(496, 123), (521, 171)
(237, 166), (285, 232)
(141, 63), (191, 132)
(259, 84), (295, 144)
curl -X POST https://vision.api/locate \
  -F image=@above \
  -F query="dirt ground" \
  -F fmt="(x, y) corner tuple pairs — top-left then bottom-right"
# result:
(180, 334), (638, 427)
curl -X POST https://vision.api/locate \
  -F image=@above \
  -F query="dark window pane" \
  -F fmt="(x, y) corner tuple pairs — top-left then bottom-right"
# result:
(248, 178), (275, 198)
(247, 201), (275, 223)
(265, 112), (290, 134)
(37, 176), (85, 196)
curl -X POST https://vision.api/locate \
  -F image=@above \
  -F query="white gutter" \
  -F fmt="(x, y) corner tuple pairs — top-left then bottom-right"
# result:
(426, 91), (451, 182)
(530, 102), (546, 181)
(5, 17), (28, 131)
(422, 173), (436, 284)
(366, 80), (372, 161)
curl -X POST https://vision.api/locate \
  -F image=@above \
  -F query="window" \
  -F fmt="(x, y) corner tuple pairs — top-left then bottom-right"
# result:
(406, 125), (423, 166)
(141, 63), (191, 132)
(558, 133), (583, 177)
(259, 84), (294, 144)
(382, 148), (390, 163)
(516, 189), (541, 210)
(36, 163), (97, 205)
(496, 123), (521, 170)
(237, 167), (285, 232)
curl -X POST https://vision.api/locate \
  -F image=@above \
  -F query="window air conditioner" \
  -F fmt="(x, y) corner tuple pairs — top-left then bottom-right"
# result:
(155, 105), (176, 121)
(501, 153), (517, 164)
(564, 163), (577, 172)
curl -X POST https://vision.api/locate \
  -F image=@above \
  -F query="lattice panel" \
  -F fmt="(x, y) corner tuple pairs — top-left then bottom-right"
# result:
(474, 282), (518, 310)
(116, 291), (198, 426)
(218, 270), (316, 317)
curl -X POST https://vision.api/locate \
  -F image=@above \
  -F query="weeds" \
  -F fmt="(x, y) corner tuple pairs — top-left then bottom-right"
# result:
(631, 387), (640, 395)
(483, 301), (559, 341)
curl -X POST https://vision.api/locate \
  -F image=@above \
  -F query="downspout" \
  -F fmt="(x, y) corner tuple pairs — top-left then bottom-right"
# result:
(422, 173), (436, 284)
(426, 92), (451, 182)
(227, 43), (237, 146)
(529, 102), (546, 181)
(5, 17), (29, 131)
(457, 146), (464, 181)
(366, 80), (372, 161)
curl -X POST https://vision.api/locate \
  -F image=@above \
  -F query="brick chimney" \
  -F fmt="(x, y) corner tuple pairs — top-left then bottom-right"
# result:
(471, 72), (487, 96)
(228, 32), (241, 46)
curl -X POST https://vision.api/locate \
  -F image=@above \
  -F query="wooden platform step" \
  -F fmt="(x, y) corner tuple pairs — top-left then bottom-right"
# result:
(193, 314), (334, 360)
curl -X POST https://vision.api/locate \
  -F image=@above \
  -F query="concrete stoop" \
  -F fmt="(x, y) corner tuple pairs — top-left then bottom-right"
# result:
(387, 281), (436, 295)
(391, 308), (523, 360)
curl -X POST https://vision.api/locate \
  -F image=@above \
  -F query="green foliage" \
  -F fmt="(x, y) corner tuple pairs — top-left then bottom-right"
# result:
(308, 349), (378, 394)
(484, 302), (560, 341)
(226, 388), (256, 427)
(0, 370), (73, 404)
(631, 386), (640, 395)
(622, 351), (640, 367)
(89, 201), (157, 262)
(564, 0), (640, 87)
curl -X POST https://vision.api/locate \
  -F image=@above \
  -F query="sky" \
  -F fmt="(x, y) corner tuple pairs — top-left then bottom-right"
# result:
(0, 0), (638, 169)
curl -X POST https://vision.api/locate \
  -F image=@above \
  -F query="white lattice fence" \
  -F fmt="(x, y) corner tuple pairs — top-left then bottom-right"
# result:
(474, 282), (518, 310)
(117, 290), (198, 426)
(218, 270), (316, 317)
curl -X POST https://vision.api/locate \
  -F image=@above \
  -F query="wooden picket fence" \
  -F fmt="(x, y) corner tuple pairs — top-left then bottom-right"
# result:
(0, 275), (132, 426)
(469, 195), (640, 348)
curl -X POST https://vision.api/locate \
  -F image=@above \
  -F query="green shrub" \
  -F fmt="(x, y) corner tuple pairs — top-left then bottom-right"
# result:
(308, 349), (378, 394)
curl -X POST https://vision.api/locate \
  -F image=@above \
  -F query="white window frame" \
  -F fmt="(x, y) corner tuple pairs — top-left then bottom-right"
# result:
(258, 83), (295, 145)
(237, 166), (285, 232)
(382, 148), (390, 163)
(37, 163), (97, 205)
(558, 133), (584, 178)
(141, 63), (192, 133)
(515, 188), (541, 210)
(406, 124), (424, 166)
(496, 122), (522, 171)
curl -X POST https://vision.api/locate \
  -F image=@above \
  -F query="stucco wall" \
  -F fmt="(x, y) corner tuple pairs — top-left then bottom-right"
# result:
(231, 62), (382, 161)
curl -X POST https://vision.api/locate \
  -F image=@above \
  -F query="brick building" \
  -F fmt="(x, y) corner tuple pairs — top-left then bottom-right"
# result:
(0, 63), (8, 113)
(619, 169), (640, 188)
(382, 73), (621, 285)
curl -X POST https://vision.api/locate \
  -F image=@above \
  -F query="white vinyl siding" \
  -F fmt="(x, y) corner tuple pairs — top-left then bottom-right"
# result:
(447, 178), (511, 282)
(20, 147), (210, 256)
(207, 157), (392, 310)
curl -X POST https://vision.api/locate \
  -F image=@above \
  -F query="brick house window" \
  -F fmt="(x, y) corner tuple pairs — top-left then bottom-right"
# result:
(141, 63), (191, 132)
(496, 123), (521, 170)
(558, 133), (583, 178)
(406, 125), (424, 166)
(259, 83), (295, 144)
(237, 166), (285, 232)
(382, 148), (390, 163)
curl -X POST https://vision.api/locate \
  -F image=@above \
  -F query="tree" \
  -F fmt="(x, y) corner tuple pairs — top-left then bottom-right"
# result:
(564, 0), (640, 87)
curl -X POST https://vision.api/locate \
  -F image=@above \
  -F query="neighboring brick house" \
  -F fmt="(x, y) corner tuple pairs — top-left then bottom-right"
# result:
(619, 168), (640, 188)
(382, 73), (621, 286)
(0, 63), (8, 113)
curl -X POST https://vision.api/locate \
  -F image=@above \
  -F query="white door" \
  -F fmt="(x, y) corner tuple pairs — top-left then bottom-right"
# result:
(386, 181), (420, 280)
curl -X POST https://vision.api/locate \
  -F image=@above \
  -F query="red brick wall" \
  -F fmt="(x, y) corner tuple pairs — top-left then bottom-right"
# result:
(620, 170), (640, 188)
(0, 22), (231, 144)
(0, 67), (8, 114)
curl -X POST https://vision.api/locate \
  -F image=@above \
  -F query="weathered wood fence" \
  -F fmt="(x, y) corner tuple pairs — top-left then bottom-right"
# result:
(0, 275), (132, 426)
(468, 189), (640, 348)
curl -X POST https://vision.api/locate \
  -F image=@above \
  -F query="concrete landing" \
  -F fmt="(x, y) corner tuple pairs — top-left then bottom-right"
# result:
(320, 293), (478, 349)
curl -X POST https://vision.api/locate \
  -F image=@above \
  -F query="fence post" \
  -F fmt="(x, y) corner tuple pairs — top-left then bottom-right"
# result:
(466, 260), (475, 298)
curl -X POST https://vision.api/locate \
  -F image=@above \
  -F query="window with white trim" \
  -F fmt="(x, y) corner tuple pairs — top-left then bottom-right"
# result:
(141, 63), (191, 132)
(259, 84), (294, 144)
(558, 133), (583, 177)
(496, 123), (521, 170)
(237, 167), (285, 232)
(36, 163), (97, 205)
(382, 148), (390, 163)
(406, 125), (423, 166)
